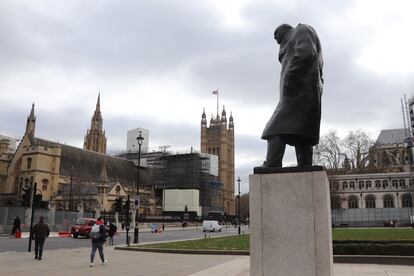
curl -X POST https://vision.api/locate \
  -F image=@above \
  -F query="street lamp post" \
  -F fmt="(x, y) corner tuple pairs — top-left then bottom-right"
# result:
(28, 182), (37, 252)
(237, 176), (241, 235)
(410, 191), (414, 227)
(125, 195), (131, 246)
(134, 131), (144, 244)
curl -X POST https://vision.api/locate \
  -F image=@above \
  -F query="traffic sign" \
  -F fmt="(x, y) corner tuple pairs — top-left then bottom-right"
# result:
(134, 195), (140, 209)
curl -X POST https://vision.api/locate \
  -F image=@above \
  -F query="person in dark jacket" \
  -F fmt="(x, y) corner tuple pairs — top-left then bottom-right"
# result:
(90, 217), (108, 267)
(261, 23), (324, 167)
(107, 221), (117, 246)
(11, 216), (21, 236)
(31, 216), (50, 260)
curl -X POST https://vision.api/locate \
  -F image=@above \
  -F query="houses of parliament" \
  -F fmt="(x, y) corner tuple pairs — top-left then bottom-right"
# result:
(0, 95), (236, 216)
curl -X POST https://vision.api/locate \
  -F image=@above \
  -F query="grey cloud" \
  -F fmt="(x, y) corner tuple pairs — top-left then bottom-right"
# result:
(1, 0), (412, 193)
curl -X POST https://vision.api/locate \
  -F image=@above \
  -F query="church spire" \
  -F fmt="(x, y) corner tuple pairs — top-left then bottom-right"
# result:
(25, 103), (36, 136)
(96, 92), (101, 112)
(30, 103), (35, 117)
(84, 94), (107, 154)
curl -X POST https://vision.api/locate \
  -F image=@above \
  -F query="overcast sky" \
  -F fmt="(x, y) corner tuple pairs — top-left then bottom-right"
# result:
(1, 0), (414, 193)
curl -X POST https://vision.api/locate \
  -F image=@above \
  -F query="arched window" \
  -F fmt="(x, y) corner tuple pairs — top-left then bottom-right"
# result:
(342, 181), (348, 190)
(366, 180), (372, 189)
(42, 179), (49, 191)
(27, 157), (32, 169)
(348, 195), (359, 209)
(330, 181), (339, 192)
(358, 181), (364, 189)
(375, 180), (381, 189)
(365, 194), (376, 208)
(116, 185), (121, 195)
(392, 179), (398, 187)
(383, 194), (394, 208)
(382, 180), (388, 189)
(400, 179), (406, 188)
(401, 193), (412, 208)
(349, 181), (355, 190)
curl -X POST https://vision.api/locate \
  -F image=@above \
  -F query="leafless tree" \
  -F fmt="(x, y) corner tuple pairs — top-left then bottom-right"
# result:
(315, 130), (343, 170)
(343, 130), (373, 172)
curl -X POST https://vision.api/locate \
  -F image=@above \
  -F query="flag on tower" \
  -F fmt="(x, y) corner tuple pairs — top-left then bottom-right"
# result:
(212, 90), (218, 95)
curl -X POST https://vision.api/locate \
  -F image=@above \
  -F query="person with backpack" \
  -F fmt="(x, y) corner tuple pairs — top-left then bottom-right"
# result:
(89, 217), (108, 267)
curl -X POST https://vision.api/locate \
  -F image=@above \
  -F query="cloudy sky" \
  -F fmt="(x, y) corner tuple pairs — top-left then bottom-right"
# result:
(1, 0), (414, 193)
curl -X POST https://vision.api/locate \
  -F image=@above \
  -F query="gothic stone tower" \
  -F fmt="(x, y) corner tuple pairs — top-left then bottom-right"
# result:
(84, 94), (107, 154)
(201, 107), (235, 215)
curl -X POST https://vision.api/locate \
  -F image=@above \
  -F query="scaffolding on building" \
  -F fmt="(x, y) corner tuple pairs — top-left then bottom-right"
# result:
(116, 150), (224, 216)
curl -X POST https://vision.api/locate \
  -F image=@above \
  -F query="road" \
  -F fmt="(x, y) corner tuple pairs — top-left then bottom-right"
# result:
(0, 226), (249, 252)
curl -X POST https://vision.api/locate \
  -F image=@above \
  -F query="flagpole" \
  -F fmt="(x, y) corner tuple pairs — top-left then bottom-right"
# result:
(216, 89), (219, 117)
(212, 89), (219, 118)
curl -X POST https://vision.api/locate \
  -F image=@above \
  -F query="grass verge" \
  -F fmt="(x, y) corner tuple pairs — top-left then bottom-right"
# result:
(138, 228), (414, 256)
(140, 235), (249, 251)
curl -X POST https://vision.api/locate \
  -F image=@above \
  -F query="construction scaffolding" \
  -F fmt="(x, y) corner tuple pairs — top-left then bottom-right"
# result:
(116, 150), (224, 216)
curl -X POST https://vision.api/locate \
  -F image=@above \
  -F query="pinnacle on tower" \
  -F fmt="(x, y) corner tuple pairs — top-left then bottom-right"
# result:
(221, 105), (227, 124)
(201, 108), (207, 126)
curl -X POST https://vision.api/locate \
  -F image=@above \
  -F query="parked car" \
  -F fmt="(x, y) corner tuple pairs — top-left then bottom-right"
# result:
(202, 220), (222, 232)
(71, 218), (96, 238)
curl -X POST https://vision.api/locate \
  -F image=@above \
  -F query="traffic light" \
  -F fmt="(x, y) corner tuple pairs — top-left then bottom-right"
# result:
(115, 197), (123, 212)
(34, 194), (42, 208)
(125, 196), (131, 225)
(22, 186), (32, 207)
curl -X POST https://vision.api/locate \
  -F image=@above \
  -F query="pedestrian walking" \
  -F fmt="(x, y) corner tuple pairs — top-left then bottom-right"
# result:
(31, 216), (50, 260)
(11, 216), (21, 236)
(89, 217), (108, 267)
(107, 221), (117, 246)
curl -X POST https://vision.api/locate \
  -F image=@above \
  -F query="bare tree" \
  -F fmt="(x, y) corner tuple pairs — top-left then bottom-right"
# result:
(315, 130), (343, 170)
(343, 130), (373, 172)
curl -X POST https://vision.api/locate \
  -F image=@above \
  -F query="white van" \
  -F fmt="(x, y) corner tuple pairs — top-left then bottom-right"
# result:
(202, 220), (222, 232)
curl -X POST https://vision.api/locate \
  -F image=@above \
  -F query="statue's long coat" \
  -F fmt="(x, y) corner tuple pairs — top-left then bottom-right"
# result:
(262, 24), (323, 146)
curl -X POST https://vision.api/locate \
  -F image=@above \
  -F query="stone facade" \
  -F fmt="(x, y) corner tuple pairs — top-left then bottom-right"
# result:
(0, 103), (155, 215)
(330, 129), (414, 211)
(200, 107), (235, 215)
(330, 171), (413, 210)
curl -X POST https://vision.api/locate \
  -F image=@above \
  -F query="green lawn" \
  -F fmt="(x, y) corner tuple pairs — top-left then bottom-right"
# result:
(333, 228), (414, 241)
(141, 235), (249, 250)
(139, 228), (414, 251)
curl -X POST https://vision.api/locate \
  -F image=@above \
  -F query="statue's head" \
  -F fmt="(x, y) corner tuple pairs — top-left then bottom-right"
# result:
(274, 24), (293, 44)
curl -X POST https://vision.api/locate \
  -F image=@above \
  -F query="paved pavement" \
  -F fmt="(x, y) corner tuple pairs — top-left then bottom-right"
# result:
(0, 227), (247, 252)
(1, 246), (414, 276)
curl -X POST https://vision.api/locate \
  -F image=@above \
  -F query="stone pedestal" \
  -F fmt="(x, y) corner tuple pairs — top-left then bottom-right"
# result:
(249, 169), (333, 276)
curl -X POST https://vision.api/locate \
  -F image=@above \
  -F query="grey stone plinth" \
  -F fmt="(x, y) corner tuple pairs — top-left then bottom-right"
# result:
(249, 170), (333, 276)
